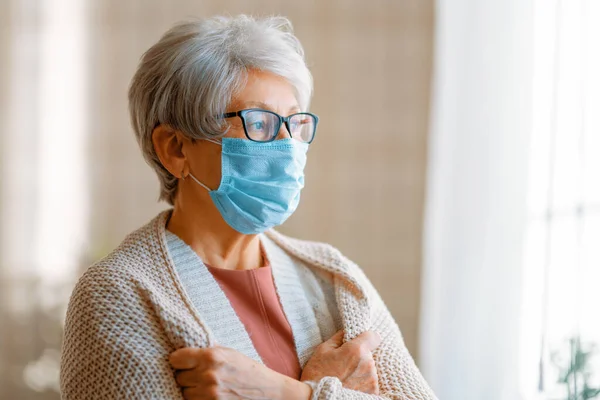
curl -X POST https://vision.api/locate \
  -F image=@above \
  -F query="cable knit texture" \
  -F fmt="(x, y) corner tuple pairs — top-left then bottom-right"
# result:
(60, 210), (437, 399)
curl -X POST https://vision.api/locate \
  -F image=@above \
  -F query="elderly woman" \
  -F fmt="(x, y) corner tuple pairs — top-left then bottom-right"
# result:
(60, 15), (436, 400)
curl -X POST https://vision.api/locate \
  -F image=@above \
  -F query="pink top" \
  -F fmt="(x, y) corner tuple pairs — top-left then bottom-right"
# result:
(205, 261), (302, 380)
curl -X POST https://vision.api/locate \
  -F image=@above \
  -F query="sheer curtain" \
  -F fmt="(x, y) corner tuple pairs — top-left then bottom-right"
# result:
(422, 0), (600, 399)
(420, 1), (533, 399)
(0, 0), (88, 394)
(520, 1), (600, 398)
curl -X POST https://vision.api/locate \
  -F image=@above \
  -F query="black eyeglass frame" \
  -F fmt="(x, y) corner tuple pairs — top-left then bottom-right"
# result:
(221, 108), (319, 144)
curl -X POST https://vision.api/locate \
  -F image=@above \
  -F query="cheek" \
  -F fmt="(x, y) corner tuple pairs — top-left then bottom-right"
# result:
(189, 142), (223, 189)
(224, 125), (246, 139)
(204, 146), (223, 188)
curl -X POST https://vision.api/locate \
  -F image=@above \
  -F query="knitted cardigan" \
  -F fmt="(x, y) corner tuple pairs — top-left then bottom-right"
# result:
(60, 210), (437, 400)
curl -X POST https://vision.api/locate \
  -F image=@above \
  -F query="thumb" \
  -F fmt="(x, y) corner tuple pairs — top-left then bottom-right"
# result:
(322, 330), (345, 349)
(344, 330), (382, 352)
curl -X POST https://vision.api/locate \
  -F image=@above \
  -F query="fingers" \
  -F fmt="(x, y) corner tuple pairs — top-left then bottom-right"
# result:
(175, 368), (218, 388)
(169, 348), (200, 369)
(323, 330), (345, 348)
(169, 347), (214, 370)
(182, 385), (217, 400)
(344, 330), (382, 352)
(175, 369), (199, 387)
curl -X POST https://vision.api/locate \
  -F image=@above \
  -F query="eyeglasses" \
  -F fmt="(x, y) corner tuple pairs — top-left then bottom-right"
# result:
(221, 108), (319, 143)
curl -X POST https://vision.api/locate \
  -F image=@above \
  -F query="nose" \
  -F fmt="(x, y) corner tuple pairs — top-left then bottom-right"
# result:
(275, 121), (291, 140)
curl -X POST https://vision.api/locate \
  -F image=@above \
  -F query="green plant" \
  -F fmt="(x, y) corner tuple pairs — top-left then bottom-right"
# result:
(551, 337), (600, 400)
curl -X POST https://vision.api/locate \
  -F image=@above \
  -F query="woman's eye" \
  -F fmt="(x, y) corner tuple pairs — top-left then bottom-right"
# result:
(250, 121), (265, 130)
(290, 118), (307, 131)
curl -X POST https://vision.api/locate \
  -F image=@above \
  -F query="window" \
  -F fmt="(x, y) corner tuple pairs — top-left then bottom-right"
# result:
(1, 0), (88, 396)
(520, 0), (600, 398)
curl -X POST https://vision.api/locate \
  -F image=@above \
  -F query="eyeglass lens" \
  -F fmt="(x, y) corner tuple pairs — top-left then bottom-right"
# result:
(244, 110), (315, 142)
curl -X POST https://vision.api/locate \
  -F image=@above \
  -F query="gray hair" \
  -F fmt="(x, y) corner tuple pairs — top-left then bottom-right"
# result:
(128, 15), (313, 205)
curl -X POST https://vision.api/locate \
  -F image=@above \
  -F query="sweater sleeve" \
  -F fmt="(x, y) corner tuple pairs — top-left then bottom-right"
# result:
(60, 266), (184, 400)
(305, 258), (438, 400)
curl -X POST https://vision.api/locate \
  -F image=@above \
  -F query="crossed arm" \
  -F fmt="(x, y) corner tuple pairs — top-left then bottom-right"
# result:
(167, 264), (437, 400)
(168, 328), (383, 399)
(60, 265), (436, 400)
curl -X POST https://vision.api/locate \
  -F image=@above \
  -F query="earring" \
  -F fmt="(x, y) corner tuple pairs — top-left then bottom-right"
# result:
(181, 170), (186, 181)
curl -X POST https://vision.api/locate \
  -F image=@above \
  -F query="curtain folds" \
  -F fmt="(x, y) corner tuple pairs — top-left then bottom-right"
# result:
(420, 1), (534, 399)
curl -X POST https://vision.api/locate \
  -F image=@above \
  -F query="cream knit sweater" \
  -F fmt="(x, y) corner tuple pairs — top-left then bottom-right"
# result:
(60, 210), (437, 399)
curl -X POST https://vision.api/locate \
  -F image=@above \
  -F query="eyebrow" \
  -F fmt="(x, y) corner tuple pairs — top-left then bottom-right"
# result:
(241, 101), (301, 114)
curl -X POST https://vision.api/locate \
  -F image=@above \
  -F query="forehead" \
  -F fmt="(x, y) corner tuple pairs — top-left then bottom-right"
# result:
(229, 69), (299, 112)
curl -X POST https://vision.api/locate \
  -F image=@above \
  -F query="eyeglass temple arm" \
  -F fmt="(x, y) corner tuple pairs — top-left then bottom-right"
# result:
(221, 111), (239, 119)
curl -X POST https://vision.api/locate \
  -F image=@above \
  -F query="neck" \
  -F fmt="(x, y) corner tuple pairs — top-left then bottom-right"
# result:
(166, 193), (262, 271)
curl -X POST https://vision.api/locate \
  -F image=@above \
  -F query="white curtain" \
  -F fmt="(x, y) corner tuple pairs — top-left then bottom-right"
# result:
(2, 0), (88, 283)
(520, 0), (600, 398)
(420, 1), (533, 399)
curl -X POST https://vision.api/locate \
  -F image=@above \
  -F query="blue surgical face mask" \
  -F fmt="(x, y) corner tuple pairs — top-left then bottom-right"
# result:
(188, 137), (309, 234)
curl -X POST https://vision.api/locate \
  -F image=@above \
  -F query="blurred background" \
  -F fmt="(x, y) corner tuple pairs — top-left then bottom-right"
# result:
(0, 0), (598, 399)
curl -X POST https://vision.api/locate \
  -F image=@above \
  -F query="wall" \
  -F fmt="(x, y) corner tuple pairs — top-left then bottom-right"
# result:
(0, 1), (433, 398)
(90, 0), (433, 356)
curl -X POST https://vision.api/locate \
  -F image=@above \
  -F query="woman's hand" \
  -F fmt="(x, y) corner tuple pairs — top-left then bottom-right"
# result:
(169, 346), (311, 400)
(300, 330), (382, 394)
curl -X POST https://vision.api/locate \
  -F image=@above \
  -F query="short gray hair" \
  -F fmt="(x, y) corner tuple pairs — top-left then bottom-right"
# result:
(128, 15), (313, 205)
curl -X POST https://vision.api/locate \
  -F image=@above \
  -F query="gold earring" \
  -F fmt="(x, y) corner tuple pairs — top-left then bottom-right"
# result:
(181, 170), (186, 180)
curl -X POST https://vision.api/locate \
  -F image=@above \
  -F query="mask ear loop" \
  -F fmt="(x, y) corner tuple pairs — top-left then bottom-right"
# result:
(179, 137), (221, 191)
(188, 172), (212, 192)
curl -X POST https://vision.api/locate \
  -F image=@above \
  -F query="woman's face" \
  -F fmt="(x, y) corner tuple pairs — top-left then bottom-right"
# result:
(182, 69), (301, 192)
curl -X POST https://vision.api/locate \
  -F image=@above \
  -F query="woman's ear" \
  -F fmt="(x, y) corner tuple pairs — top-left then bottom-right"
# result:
(152, 124), (187, 178)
